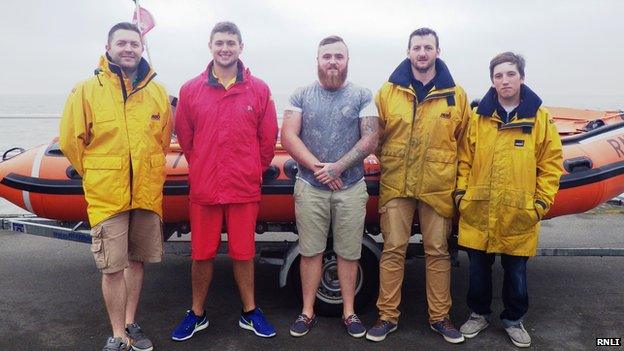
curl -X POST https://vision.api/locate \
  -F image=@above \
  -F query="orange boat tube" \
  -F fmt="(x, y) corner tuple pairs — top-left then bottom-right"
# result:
(1, 110), (624, 229)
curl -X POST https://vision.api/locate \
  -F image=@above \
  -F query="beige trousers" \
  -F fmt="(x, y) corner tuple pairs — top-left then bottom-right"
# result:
(376, 198), (452, 324)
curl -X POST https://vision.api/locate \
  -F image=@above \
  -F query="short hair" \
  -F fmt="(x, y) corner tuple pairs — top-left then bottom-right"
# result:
(210, 21), (242, 44)
(318, 35), (347, 48)
(108, 22), (142, 44)
(489, 52), (526, 79)
(408, 28), (439, 49)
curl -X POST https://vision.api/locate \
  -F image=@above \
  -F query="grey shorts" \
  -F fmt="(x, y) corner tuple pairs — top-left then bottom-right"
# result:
(294, 179), (369, 260)
(90, 209), (163, 273)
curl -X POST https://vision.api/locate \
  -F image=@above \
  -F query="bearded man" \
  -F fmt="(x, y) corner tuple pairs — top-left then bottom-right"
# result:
(366, 27), (470, 344)
(281, 35), (379, 338)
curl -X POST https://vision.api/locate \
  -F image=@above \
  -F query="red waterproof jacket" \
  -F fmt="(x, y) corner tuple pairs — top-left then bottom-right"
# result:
(175, 61), (278, 205)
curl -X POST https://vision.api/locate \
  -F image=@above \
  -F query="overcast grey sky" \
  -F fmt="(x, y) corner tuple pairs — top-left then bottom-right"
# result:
(1, 0), (623, 110)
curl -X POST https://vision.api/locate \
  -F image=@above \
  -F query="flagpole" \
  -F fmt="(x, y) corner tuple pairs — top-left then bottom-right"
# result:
(134, 0), (154, 66)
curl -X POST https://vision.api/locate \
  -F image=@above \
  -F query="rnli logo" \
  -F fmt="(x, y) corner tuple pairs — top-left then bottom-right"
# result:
(514, 139), (525, 147)
(151, 113), (160, 121)
(606, 134), (624, 158)
(440, 112), (451, 119)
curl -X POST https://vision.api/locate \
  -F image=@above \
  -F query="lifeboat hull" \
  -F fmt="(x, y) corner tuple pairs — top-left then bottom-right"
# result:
(2, 115), (624, 226)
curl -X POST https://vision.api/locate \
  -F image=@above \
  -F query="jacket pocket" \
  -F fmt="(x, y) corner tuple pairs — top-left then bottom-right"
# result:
(84, 156), (122, 170)
(498, 190), (539, 235)
(82, 155), (124, 208)
(421, 148), (456, 194)
(379, 144), (406, 191)
(93, 106), (116, 123)
(380, 144), (406, 158)
(459, 187), (489, 231)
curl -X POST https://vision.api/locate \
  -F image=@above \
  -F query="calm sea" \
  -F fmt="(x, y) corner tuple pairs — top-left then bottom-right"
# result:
(0, 95), (65, 214)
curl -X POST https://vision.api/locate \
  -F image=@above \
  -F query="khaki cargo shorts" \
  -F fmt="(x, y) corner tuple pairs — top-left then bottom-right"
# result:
(90, 209), (163, 273)
(294, 179), (368, 260)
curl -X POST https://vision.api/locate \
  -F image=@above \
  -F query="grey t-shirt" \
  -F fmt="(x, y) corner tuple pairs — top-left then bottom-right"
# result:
(288, 81), (377, 189)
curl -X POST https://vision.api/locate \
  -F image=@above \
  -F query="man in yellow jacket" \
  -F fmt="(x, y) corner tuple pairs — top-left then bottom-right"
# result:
(59, 22), (172, 351)
(366, 28), (470, 344)
(455, 52), (563, 348)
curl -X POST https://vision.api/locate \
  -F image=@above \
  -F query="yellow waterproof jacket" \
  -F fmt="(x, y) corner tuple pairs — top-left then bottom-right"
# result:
(59, 55), (172, 226)
(455, 85), (563, 256)
(375, 59), (470, 218)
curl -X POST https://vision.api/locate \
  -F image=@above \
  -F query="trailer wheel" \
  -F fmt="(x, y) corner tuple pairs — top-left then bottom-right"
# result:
(289, 240), (379, 317)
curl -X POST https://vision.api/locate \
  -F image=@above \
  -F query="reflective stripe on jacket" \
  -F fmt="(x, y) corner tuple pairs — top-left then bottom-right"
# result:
(59, 55), (172, 226)
(456, 85), (563, 256)
(375, 58), (470, 217)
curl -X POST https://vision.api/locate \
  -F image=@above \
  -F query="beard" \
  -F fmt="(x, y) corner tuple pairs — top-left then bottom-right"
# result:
(412, 59), (435, 74)
(318, 64), (348, 90)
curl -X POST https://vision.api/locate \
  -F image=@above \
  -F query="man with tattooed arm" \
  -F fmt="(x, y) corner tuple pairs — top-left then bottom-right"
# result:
(281, 35), (379, 339)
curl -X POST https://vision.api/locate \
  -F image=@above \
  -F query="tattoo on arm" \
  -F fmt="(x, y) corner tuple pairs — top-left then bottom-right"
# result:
(336, 116), (379, 170)
(360, 116), (378, 137)
(327, 168), (338, 179)
(338, 148), (368, 171)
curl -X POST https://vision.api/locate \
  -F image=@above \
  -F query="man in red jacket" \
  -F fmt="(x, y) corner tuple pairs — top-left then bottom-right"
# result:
(171, 21), (278, 340)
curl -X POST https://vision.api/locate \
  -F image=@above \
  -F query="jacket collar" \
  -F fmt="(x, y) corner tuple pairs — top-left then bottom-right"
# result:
(476, 84), (542, 119)
(388, 58), (455, 91)
(205, 60), (246, 87)
(98, 54), (154, 87)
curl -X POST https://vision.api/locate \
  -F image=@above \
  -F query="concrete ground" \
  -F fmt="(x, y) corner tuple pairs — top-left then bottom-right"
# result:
(0, 209), (623, 350)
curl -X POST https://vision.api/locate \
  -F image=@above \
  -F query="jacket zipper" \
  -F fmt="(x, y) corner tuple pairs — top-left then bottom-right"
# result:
(115, 73), (134, 207)
(401, 88), (417, 195)
(415, 89), (451, 195)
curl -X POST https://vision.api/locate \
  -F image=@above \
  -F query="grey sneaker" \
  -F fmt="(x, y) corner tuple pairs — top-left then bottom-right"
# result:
(365, 319), (397, 342)
(505, 322), (531, 348)
(102, 337), (129, 351)
(460, 312), (489, 338)
(125, 323), (153, 351)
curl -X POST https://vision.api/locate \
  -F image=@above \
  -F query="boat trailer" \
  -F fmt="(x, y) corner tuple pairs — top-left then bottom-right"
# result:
(3, 215), (624, 257)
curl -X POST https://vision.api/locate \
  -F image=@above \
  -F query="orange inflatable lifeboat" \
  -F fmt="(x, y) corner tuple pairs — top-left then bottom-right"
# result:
(1, 108), (623, 229)
(0, 142), (380, 227)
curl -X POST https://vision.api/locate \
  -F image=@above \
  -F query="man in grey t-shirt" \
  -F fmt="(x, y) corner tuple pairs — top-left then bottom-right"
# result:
(281, 35), (379, 338)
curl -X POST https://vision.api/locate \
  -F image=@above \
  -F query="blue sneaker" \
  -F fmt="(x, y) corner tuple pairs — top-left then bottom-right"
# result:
(290, 313), (317, 337)
(238, 308), (277, 338)
(171, 310), (209, 341)
(343, 314), (366, 338)
(365, 319), (397, 342)
(430, 317), (465, 344)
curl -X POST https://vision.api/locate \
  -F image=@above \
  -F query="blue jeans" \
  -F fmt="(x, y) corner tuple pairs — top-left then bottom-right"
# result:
(466, 249), (529, 325)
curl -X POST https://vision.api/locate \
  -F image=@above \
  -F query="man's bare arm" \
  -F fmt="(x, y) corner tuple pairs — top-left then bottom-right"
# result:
(280, 109), (319, 170)
(281, 109), (344, 190)
(314, 116), (379, 183)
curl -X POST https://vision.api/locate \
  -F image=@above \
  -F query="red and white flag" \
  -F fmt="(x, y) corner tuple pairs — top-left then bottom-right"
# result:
(132, 6), (155, 36)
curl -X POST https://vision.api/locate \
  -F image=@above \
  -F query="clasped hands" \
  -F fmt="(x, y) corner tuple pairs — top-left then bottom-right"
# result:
(313, 162), (345, 191)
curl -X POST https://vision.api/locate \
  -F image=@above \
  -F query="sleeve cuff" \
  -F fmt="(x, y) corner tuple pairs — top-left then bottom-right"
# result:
(284, 105), (302, 113)
(535, 199), (548, 219)
(454, 189), (466, 207)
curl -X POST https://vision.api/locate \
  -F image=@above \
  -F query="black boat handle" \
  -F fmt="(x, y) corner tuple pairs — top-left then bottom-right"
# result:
(2, 147), (25, 161)
(563, 156), (593, 173)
